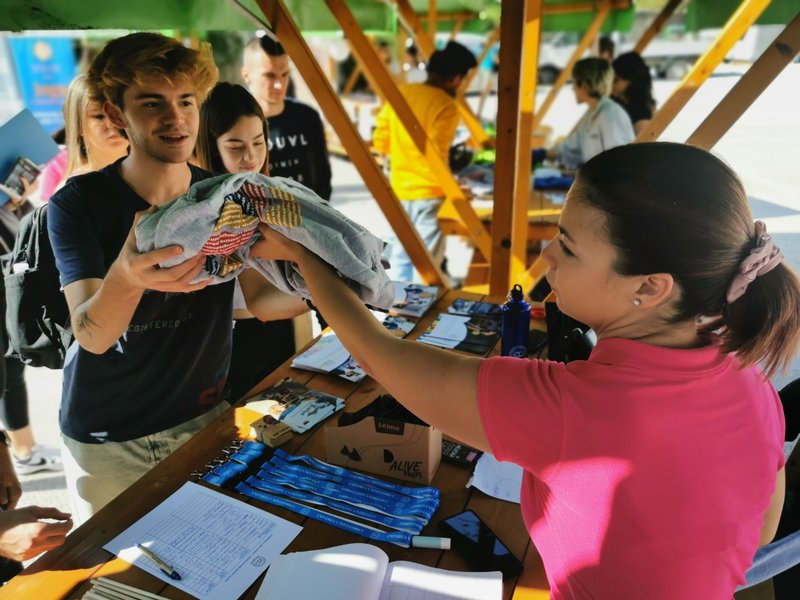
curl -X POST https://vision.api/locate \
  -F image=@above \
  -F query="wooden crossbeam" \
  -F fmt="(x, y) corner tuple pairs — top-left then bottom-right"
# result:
(254, 0), (447, 286)
(686, 11), (800, 150)
(325, 0), (492, 264)
(636, 0), (773, 142)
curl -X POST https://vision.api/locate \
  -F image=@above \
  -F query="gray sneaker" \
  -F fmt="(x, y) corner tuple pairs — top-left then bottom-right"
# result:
(13, 445), (63, 475)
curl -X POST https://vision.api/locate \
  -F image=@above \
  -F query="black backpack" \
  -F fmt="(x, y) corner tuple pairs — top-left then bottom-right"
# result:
(3, 204), (72, 369)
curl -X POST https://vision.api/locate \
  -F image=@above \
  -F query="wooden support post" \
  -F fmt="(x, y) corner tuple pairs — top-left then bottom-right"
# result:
(393, 0), (491, 147)
(634, 0), (684, 55)
(428, 0), (437, 38)
(636, 0), (772, 142)
(532, 3), (611, 130)
(686, 12), (800, 150)
(324, 0), (492, 263)
(254, 0), (446, 286)
(490, 0), (543, 295)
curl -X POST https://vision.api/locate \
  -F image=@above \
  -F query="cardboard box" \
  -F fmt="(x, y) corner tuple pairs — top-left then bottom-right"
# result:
(325, 401), (442, 485)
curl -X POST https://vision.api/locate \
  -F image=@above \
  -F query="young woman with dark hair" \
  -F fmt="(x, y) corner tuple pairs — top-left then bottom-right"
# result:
(197, 82), (295, 400)
(612, 51), (657, 135)
(251, 142), (800, 599)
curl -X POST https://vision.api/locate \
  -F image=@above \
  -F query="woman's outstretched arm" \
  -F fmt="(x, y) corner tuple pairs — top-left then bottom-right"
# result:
(252, 225), (490, 452)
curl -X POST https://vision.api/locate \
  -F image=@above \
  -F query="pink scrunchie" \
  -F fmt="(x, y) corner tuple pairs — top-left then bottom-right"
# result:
(726, 221), (783, 304)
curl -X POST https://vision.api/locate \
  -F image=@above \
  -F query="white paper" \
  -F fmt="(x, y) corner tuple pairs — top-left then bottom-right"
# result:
(379, 561), (502, 600)
(467, 453), (523, 504)
(256, 543), (501, 600)
(104, 481), (302, 600)
(257, 543), (387, 600)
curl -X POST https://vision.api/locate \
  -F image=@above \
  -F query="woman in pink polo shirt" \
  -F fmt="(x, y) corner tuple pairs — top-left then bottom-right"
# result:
(252, 142), (799, 599)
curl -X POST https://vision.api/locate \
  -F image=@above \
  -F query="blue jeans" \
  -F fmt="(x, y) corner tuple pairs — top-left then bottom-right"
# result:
(386, 197), (445, 283)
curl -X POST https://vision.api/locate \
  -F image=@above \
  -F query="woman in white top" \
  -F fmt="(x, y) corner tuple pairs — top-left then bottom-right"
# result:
(549, 58), (635, 169)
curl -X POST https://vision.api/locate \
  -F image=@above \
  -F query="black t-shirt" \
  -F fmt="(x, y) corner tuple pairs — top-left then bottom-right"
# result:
(612, 95), (653, 127)
(268, 99), (332, 200)
(48, 160), (234, 443)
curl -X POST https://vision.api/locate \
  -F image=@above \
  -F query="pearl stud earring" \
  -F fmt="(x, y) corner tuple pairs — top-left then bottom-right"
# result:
(633, 298), (642, 307)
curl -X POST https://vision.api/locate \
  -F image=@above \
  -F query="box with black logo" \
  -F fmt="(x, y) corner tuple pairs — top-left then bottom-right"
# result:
(324, 394), (442, 484)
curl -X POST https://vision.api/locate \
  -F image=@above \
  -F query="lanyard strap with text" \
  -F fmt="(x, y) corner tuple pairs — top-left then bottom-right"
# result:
(235, 481), (413, 547)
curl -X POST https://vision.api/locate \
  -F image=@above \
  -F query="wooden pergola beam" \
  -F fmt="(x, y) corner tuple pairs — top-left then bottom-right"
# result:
(544, 0), (629, 14)
(532, 3), (612, 131)
(489, 0), (544, 295)
(325, 0), (492, 263)
(634, 0), (684, 54)
(254, 0), (446, 286)
(420, 11), (479, 22)
(686, 11), (800, 150)
(636, 0), (773, 142)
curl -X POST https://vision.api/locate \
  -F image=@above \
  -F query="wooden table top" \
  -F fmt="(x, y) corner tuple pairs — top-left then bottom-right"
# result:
(1, 288), (550, 600)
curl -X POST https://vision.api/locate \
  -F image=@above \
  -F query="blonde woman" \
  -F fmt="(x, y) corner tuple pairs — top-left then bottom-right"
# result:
(545, 58), (634, 169)
(39, 74), (128, 201)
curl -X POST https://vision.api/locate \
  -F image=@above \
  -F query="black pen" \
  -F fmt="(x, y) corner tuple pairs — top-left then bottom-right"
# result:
(135, 543), (182, 581)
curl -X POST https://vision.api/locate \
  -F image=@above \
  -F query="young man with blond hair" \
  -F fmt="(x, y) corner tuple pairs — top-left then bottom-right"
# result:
(241, 34), (332, 200)
(48, 32), (306, 522)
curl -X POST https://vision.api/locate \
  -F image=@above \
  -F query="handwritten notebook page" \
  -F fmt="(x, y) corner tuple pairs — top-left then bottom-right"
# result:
(380, 561), (502, 600)
(104, 481), (302, 600)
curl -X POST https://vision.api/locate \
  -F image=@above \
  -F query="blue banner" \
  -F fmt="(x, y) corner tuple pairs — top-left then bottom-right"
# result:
(8, 37), (78, 134)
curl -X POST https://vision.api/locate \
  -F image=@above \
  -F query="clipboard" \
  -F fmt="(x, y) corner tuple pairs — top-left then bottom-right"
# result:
(0, 109), (59, 204)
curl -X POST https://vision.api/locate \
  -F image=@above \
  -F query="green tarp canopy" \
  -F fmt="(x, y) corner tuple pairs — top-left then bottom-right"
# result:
(0, 0), (633, 33)
(685, 0), (798, 31)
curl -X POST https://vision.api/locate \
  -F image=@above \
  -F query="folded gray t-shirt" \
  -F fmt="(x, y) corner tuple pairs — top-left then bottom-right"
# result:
(135, 172), (394, 310)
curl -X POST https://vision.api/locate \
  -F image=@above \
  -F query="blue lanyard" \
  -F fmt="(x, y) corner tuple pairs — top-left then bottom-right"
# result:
(245, 475), (423, 533)
(257, 461), (438, 519)
(235, 481), (414, 547)
(272, 449), (439, 499)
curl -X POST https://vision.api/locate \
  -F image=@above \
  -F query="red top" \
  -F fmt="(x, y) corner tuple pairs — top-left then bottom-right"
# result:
(478, 338), (784, 599)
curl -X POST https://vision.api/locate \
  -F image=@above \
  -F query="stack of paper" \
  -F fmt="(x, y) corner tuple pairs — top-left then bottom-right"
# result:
(390, 281), (439, 318)
(292, 313), (415, 382)
(244, 378), (345, 433)
(417, 314), (501, 354)
(104, 482), (302, 600)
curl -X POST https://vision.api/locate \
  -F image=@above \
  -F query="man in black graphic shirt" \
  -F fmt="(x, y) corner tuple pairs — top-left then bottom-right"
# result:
(242, 35), (332, 200)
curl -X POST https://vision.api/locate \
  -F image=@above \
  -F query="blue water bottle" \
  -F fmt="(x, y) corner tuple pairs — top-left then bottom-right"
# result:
(501, 284), (531, 357)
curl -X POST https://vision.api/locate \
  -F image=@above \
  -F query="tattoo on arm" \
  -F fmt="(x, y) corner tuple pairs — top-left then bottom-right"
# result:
(75, 307), (100, 339)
